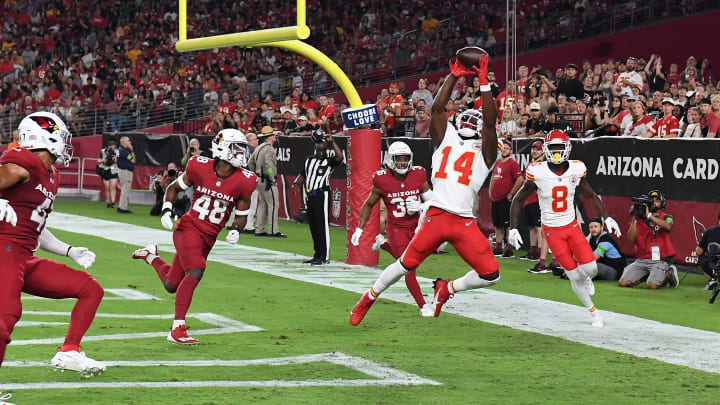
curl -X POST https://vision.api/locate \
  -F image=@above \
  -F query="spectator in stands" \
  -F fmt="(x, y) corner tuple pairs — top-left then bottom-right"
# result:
(620, 101), (654, 137)
(555, 63), (584, 100)
(328, 111), (345, 135)
(414, 107), (430, 138)
(98, 140), (119, 209)
(410, 78), (433, 108)
(499, 109), (518, 138)
(116, 136), (135, 214)
(288, 115), (315, 136)
(644, 55), (666, 94)
(587, 217), (626, 281)
(712, 94), (720, 115)
(540, 105), (572, 135)
(181, 138), (204, 166)
(682, 107), (703, 137)
(317, 95), (336, 132)
(489, 140), (523, 258)
(7, 130), (20, 149)
(699, 98), (720, 138)
(619, 190), (679, 289)
(616, 57), (644, 98)
(644, 98), (680, 138)
(536, 81), (556, 114)
(516, 113), (530, 137)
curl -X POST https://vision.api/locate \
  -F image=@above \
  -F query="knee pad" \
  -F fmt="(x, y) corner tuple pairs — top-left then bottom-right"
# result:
(579, 261), (598, 279)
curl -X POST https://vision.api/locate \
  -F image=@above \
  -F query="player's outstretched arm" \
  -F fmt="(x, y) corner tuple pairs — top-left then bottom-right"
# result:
(39, 228), (96, 269)
(429, 74), (456, 149)
(475, 55), (498, 168)
(509, 180), (537, 230)
(578, 178), (622, 237)
(352, 187), (382, 246)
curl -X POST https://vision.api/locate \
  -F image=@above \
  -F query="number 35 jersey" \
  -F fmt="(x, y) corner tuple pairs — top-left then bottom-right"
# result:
(372, 166), (426, 228)
(0, 147), (59, 252)
(525, 160), (586, 228)
(179, 155), (258, 237)
(430, 125), (493, 218)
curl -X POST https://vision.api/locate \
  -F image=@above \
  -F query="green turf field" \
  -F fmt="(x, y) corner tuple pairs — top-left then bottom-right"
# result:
(1, 200), (719, 404)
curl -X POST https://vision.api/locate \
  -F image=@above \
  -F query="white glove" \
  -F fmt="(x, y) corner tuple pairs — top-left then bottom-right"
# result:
(0, 198), (17, 227)
(160, 201), (174, 230)
(351, 227), (363, 246)
(68, 247), (96, 269)
(226, 229), (240, 244)
(508, 228), (523, 250)
(604, 216), (622, 237)
(405, 198), (421, 215)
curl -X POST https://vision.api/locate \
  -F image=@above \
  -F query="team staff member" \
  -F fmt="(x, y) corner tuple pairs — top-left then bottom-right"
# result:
(587, 217), (626, 280)
(116, 136), (135, 214)
(291, 130), (343, 265)
(248, 126), (285, 237)
(489, 139), (523, 258)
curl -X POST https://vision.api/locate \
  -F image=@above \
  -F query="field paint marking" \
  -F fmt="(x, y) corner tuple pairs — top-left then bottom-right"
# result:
(10, 312), (262, 346)
(46, 213), (720, 374)
(22, 288), (162, 301)
(15, 321), (68, 327)
(1, 352), (441, 389)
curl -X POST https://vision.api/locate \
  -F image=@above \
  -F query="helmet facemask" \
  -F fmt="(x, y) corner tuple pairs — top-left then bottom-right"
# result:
(212, 129), (250, 168)
(18, 112), (74, 166)
(543, 140), (571, 164)
(456, 109), (483, 139)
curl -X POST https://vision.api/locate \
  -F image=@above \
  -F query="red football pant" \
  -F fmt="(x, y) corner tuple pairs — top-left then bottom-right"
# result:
(385, 224), (425, 308)
(0, 242), (104, 367)
(401, 207), (498, 275)
(542, 220), (595, 270)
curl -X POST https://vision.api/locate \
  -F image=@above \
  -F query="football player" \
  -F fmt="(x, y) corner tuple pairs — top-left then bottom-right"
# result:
(508, 130), (622, 327)
(350, 141), (435, 317)
(132, 128), (258, 344)
(351, 51), (502, 325)
(0, 112), (105, 376)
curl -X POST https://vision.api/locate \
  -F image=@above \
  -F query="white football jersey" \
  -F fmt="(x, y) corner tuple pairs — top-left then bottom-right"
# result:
(525, 160), (587, 227)
(429, 125), (493, 217)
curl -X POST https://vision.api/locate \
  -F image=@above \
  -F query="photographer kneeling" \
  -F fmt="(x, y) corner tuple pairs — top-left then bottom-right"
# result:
(695, 209), (720, 290)
(619, 190), (679, 289)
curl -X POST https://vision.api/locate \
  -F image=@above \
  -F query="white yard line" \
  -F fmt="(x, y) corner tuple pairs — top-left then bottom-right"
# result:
(38, 212), (720, 374)
(1, 352), (440, 389)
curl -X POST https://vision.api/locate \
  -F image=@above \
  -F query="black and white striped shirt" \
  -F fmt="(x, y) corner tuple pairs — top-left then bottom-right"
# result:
(301, 155), (341, 193)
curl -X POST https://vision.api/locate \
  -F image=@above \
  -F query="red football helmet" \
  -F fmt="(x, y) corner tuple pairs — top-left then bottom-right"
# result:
(543, 130), (571, 164)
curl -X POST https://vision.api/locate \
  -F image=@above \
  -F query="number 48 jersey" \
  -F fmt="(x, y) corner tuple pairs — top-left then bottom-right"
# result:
(179, 155), (258, 237)
(373, 166), (426, 228)
(525, 160), (586, 227)
(0, 147), (59, 252)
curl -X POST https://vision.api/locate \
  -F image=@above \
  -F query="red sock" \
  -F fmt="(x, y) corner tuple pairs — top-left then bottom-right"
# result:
(404, 270), (426, 308)
(380, 242), (394, 257)
(539, 257), (546, 266)
(60, 344), (80, 352)
(151, 257), (171, 283)
(63, 279), (104, 348)
(174, 275), (200, 320)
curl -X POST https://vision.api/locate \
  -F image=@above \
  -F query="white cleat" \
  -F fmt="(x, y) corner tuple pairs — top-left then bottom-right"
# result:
(420, 304), (434, 317)
(51, 350), (106, 377)
(584, 276), (595, 296)
(591, 310), (604, 327)
(0, 391), (15, 405)
(131, 243), (158, 263)
(371, 234), (387, 253)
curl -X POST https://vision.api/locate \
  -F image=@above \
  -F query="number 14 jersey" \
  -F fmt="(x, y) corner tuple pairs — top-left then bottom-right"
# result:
(525, 160), (586, 227)
(180, 155), (258, 237)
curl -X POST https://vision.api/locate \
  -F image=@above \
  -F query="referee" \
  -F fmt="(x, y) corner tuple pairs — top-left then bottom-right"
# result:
(291, 130), (343, 265)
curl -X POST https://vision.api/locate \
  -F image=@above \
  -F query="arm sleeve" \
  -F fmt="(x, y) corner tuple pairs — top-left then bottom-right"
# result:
(38, 228), (71, 256)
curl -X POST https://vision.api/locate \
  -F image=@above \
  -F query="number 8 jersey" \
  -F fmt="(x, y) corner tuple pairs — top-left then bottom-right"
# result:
(0, 147), (59, 251)
(180, 155), (258, 236)
(525, 160), (587, 227)
(430, 125), (493, 218)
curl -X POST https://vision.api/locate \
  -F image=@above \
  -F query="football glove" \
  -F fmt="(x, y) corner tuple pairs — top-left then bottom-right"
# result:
(0, 198), (17, 227)
(350, 227), (363, 246)
(68, 247), (96, 269)
(449, 58), (474, 77)
(226, 229), (240, 244)
(405, 198), (421, 215)
(508, 228), (523, 250)
(473, 54), (490, 86)
(604, 216), (622, 237)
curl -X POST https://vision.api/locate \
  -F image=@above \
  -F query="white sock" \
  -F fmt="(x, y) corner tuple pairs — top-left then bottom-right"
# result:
(451, 270), (500, 293)
(578, 261), (598, 279)
(172, 319), (185, 329)
(371, 260), (409, 297)
(566, 268), (595, 310)
(146, 253), (158, 265)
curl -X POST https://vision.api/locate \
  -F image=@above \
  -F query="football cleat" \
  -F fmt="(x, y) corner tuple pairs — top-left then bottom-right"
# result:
(131, 243), (158, 264)
(584, 276), (596, 296)
(350, 291), (376, 326)
(591, 310), (604, 327)
(420, 304), (434, 317)
(168, 324), (199, 345)
(431, 278), (454, 317)
(371, 234), (387, 253)
(528, 263), (551, 274)
(51, 350), (106, 377)
(0, 391), (15, 405)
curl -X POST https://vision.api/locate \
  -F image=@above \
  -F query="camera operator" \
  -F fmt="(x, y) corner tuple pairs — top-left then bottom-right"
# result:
(181, 138), (204, 166)
(619, 190), (679, 289)
(587, 217), (626, 280)
(695, 209), (720, 290)
(98, 140), (119, 208)
(150, 164), (190, 217)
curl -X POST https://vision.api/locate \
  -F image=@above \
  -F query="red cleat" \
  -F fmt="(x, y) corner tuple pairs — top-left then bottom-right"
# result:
(167, 324), (199, 345)
(432, 278), (454, 317)
(350, 291), (376, 326)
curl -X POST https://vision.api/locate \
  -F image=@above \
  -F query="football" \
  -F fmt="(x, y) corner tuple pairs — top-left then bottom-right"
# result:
(455, 47), (490, 70)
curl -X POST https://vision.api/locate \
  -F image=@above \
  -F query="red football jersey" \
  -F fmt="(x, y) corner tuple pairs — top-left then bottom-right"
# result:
(649, 115), (680, 138)
(179, 155), (258, 237)
(373, 166), (426, 228)
(0, 147), (59, 251)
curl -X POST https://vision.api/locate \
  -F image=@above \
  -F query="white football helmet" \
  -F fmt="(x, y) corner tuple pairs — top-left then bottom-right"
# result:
(18, 112), (73, 165)
(543, 130), (572, 164)
(455, 109), (483, 139)
(211, 128), (250, 168)
(387, 141), (413, 175)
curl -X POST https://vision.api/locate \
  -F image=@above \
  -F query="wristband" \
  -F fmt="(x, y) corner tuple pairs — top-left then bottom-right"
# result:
(235, 208), (252, 216)
(66, 246), (72, 257)
(176, 175), (189, 190)
(162, 201), (172, 211)
(479, 85), (492, 92)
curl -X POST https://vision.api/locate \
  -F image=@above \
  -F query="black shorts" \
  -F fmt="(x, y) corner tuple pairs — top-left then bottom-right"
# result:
(523, 202), (541, 227)
(101, 168), (118, 181)
(491, 199), (510, 228)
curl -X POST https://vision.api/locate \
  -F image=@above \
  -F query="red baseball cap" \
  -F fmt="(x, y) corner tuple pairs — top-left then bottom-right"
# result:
(531, 140), (543, 149)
